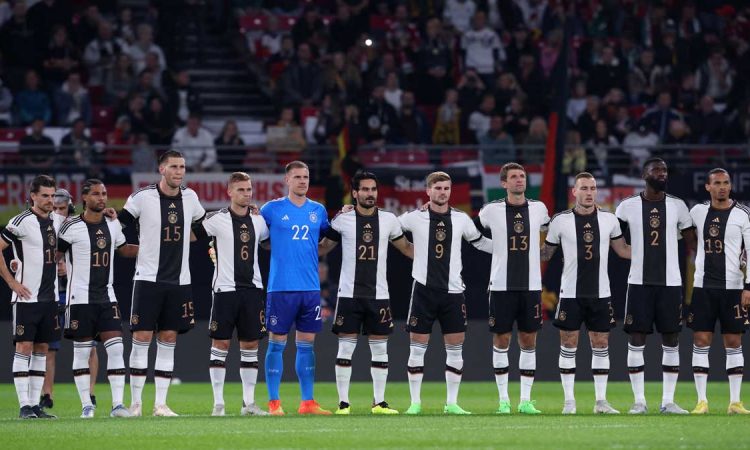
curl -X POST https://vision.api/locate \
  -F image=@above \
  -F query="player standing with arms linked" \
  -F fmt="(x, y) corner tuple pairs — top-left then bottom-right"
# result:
(260, 161), (331, 416)
(615, 158), (696, 414)
(119, 150), (206, 416)
(687, 168), (750, 415)
(542, 172), (631, 414)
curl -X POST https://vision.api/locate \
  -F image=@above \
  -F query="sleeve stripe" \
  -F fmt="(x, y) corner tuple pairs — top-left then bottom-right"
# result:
(544, 240), (559, 246)
(390, 233), (405, 242)
(11, 211), (32, 226)
(469, 235), (483, 244)
(611, 234), (623, 240)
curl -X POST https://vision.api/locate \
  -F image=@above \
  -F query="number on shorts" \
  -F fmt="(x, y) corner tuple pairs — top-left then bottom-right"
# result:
(315, 305), (321, 320)
(112, 305), (121, 320)
(181, 301), (194, 319)
(379, 307), (392, 323)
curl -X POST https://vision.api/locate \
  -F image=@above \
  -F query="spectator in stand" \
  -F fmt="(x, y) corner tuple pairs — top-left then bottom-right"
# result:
(468, 93), (496, 143)
(493, 72), (521, 114)
(695, 48), (734, 103)
(623, 123), (658, 174)
(539, 28), (564, 79)
(674, 71), (701, 114)
(479, 115), (515, 165)
(366, 52), (401, 94)
(54, 71), (92, 126)
(128, 24), (166, 74)
(106, 115), (135, 176)
(167, 69), (202, 126)
(561, 130), (587, 175)
(267, 34), (295, 67)
(0, 78), (12, 125)
(514, 53), (546, 115)
(587, 118), (620, 178)
(27, 0), (71, 53)
(461, 11), (504, 87)
(588, 45), (625, 97)
(215, 119), (245, 171)
(322, 51), (362, 105)
(386, 4), (421, 52)
(640, 91), (684, 143)
(125, 93), (147, 134)
(253, 15), (284, 58)
(505, 23), (536, 70)
(396, 91), (431, 145)
(433, 88), (461, 145)
(612, 104), (633, 142)
(522, 116), (548, 163)
(129, 69), (165, 102)
(42, 25), (81, 88)
(144, 96), (174, 146)
(291, 5), (325, 47)
(72, 4), (102, 48)
(504, 94), (531, 141)
(144, 51), (165, 91)
(725, 100), (750, 144)
(443, 0), (476, 34)
(105, 53), (135, 107)
(171, 112), (218, 171)
(19, 118), (55, 168)
(13, 69), (51, 126)
(629, 47), (671, 105)
(83, 20), (125, 87)
(383, 72), (403, 112)
(329, 3), (361, 53)
(0, 0), (12, 28)
(312, 94), (344, 145)
(457, 69), (486, 121)
(654, 19), (692, 75)
(60, 117), (97, 170)
(515, 0), (548, 33)
(363, 84), (399, 145)
(566, 79), (588, 125)
(0, 3), (39, 84)
(279, 42), (322, 107)
(576, 95), (603, 143)
(416, 17), (452, 105)
(661, 119), (691, 170)
(115, 7), (136, 46)
(689, 95), (725, 144)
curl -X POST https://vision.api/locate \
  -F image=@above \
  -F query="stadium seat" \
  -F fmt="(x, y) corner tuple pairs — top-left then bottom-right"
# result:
(0, 128), (26, 143)
(628, 105), (646, 120)
(393, 148), (430, 166)
(239, 14), (268, 33)
(88, 128), (108, 143)
(92, 106), (115, 129)
(441, 148), (478, 166)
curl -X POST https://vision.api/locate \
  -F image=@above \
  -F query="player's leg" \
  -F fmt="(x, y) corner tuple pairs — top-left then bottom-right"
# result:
(13, 336), (34, 418)
(238, 340), (265, 415)
(89, 346), (98, 407)
(688, 287), (715, 414)
(364, 298), (396, 414)
(331, 297), (362, 413)
(207, 291), (236, 416)
(720, 289), (749, 414)
(554, 297), (583, 414)
(72, 337), (96, 417)
(623, 285), (652, 413)
(517, 291), (543, 414)
(236, 288), (268, 416)
(295, 291), (329, 414)
(29, 302), (58, 418)
(488, 291), (515, 412)
(264, 292), (293, 414)
(153, 329), (177, 413)
(209, 338), (229, 415)
(405, 283), (437, 414)
(100, 322), (129, 417)
(657, 287), (686, 414)
(41, 341), (58, 409)
(586, 297), (617, 414)
(128, 280), (160, 415)
(439, 292), (469, 414)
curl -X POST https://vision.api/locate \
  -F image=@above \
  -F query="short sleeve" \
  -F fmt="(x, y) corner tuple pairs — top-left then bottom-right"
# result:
(677, 200), (693, 230)
(538, 203), (551, 227)
(462, 214), (483, 242)
(545, 217), (561, 245)
(318, 204), (329, 233)
(609, 215), (623, 239)
(388, 215), (404, 241)
(190, 194), (206, 222)
(2, 220), (24, 243)
(113, 223), (127, 247)
(478, 204), (490, 228)
(57, 237), (72, 253)
(615, 201), (627, 222)
(399, 211), (413, 231)
(201, 214), (218, 237)
(123, 192), (142, 219)
(260, 202), (273, 226)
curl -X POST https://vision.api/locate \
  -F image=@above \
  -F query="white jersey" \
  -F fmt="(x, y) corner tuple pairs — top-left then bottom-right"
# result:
(200, 208), (268, 292)
(328, 209), (404, 299)
(123, 184), (205, 285)
(546, 209), (623, 298)
(691, 201), (750, 290)
(615, 193), (693, 286)
(479, 199), (549, 291)
(461, 27), (504, 74)
(399, 207), (491, 293)
(57, 216), (126, 304)
(1, 210), (64, 303)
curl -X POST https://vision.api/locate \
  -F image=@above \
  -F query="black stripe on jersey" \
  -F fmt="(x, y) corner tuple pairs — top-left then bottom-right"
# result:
(37, 215), (57, 303)
(131, 184), (157, 198)
(353, 212), (379, 298)
(426, 210), (452, 291)
(87, 220), (112, 303)
(232, 211), (257, 290)
(701, 205), (733, 289)
(641, 196), (667, 285)
(574, 210), (600, 298)
(157, 193), (185, 283)
(59, 216), (82, 235)
(506, 202), (530, 290)
(12, 210), (33, 227)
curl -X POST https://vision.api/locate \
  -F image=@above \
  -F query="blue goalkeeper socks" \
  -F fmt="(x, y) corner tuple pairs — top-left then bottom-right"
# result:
(265, 339), (286, 401)
(295, 341), (315, 401)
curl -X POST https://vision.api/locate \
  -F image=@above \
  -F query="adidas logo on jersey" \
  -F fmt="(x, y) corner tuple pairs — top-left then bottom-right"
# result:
(241, 224), (248, 229)
(515, 213), (522, 219)
(584, 223), (591, 228)
(47, 225), (53, 231)
(364, 224), (372, 229)
(96, 229), (104, 235)
(169, 203), (176, 208)
(282, 215), (290, 221)
(712, 217), (721, 223)
(437, 221), (445, 227)
(651, 208), (659, 213)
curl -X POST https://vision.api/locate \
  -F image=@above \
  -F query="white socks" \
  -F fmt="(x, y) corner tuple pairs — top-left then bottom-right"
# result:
(104, 337), (126, 407)
(335, 337), (357, 404)
(591, 347), (610, 402)
(154, 340), (176, 406)
(519, 348), (536, 402)
(727, 346), (744, 403)
(493, 346), (509, 402)
(29, 352), (46, 407)
(445, 343), (463, 406)
(627, 344), (646, 404)
(209, 347), (228, 406)
(13, 352), (31, 407)
(240, 348), (259, 406)
(407, 342), (427, 404)
(662, 345), (680, 407)
(692, 345), (710, 402)
(559, 346), (576, 402)
(129, 339), (149, 405)
(73, 341), (95, 407)
(369, 339), (389, 404)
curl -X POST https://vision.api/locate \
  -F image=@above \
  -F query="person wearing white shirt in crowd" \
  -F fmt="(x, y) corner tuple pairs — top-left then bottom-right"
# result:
(461, 11), (504, 82)
(83, 20), (127, 87)
(383, 72), (403, 113)
(127, 24), (166, 74)
(443, 0), (476, 34)
(171, 113), (218, 172)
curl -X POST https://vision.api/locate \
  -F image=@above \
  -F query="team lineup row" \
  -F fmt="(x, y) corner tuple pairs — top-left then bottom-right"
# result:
(1, 153), (748, 420)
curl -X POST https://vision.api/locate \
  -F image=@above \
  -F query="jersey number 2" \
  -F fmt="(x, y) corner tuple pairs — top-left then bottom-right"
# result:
(292, 225), (309, 240)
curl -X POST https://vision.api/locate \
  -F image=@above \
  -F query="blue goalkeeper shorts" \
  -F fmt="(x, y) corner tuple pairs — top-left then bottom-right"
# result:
(266, 291), (322, 334)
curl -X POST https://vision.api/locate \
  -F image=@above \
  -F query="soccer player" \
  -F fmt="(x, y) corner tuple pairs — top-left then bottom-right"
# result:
(318, 171), (414, 415)
(56, 179), (139, 418)
(119, 150), (206, 416)
(0, 175), (64, 419)
(399, 171), (492, 415)
(260, 161), (331, 416)
(478, 162), (549, 414)
(542, 172), (631, 414)
(688, 168), (750, 415)
(615, 158), (696, 414)
(192, 172), (270, 416)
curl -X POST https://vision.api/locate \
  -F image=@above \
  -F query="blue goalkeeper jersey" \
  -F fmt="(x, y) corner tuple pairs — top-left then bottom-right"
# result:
(260, 197), (329, 293)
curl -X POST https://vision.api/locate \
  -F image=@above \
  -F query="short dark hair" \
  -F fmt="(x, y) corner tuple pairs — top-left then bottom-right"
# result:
(707, 167), (730, 181)
(159, 150), (184, 165)
(228, 172), (251, 185)
(642, 157), (666, 171)
(285, 160), (308, 173)
(30, 175), (56, 194)
(500, 162), (526, 182)
(81, 178), (104, 196)
(351, 171), (378, 191)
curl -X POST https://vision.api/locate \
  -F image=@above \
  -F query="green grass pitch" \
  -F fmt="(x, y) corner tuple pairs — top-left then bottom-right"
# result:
(0, 381), (748, 449)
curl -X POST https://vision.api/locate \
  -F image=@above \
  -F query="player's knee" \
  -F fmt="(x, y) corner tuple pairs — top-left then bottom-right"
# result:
(239, 340), (259, 351)
(661, 333), (679, 348)
(337, 336), (357, 359)
(32, 342), (49, 354)
(723, 334), (742, 350)
(211, 340), (230, 352)
(445, 343), (463, 370)
(629, 333), (647, 347)
(693, 333), (712, 348)
(15, 342), (33, 355)
(493, 333), (511, 349)
(518, 332), (537, 350)
(158, 330), (177, 343)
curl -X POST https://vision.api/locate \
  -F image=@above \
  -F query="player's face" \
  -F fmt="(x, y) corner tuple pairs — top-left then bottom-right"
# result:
(53, 203), (69, 217)
(286, 167), (309, 197)
(643, 161), (668, 192)
(31, 186), (55, 214)
(427, 180), (451, 206)
(706, 172), (731, 201)
(353, 179), (377, 208)
(83, 184), (108, 212)
(160, 157), (186, 189)
(501, 169), (527, 195)
(573, 177), (597, 208)
(229, 180), (253, 207)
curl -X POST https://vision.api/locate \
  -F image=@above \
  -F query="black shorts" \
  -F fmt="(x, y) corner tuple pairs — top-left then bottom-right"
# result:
(624, 284), (683, 334)
(209, 288), (266, 341)
(332, 297), (394, 336)
(64, 303), (123, 340)
(130, 281), (194, 334)
(12, 302), (60, 343)
(688, 288), (749, 334)
(554, 297), (615, 332)
(406, 282), (467, 335)
(488, 291), (543, 333)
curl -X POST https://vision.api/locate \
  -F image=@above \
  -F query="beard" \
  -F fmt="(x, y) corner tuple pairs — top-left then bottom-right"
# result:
(646, 177), (667, 192)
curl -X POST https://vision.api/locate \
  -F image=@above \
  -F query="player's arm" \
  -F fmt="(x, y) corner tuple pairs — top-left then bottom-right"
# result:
(464, 215), (492, 253)
(191, 221), (210, 241)
(540, 241), (558, 261)
(541, 218), (560, 261)
(610, 236), (631, 259)
(260, 239), (270, 251)
(681, 227), (697, 257)
(391, 235), (414, 259)
(0, 238), (31, 299)
(116, 244), (139, 258)
(318, 237), (339, 256)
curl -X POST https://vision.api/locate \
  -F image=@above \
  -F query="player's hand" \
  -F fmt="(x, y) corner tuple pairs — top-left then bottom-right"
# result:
(420, 201), (431, 211)
(9, 259), (19, 273)
(208, 245), (217, 266)
(9, 280), (32, 300)
(57, 260), (66, 276)
(249, 203), (260, 215)
(742, 290), (750, 309)
(103, 208), (118, 220)
(341, 204), (354, 213)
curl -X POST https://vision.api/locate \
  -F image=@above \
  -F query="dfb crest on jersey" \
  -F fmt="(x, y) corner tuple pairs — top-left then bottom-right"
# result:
(649, 217), (660, 228)
(513, 222), (524, 234)
(15, 325), (24, 336)
(708, 224), (720, 237)
(687, 313), (694, 323)
(168, 212), (179, 224)
(436, 230), (446, 242)
(240, 231), (251, 243)
(309, 211), (318, 223)
(47, 232), (56, 246)
(625, 314), (633, 325)
(583, 231), (594, 243)
(96, 237), (107, 249)
(362, 230), (374, 243)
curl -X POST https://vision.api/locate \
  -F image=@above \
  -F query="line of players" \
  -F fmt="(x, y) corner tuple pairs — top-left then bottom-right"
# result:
(2, 153), (748, 419)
